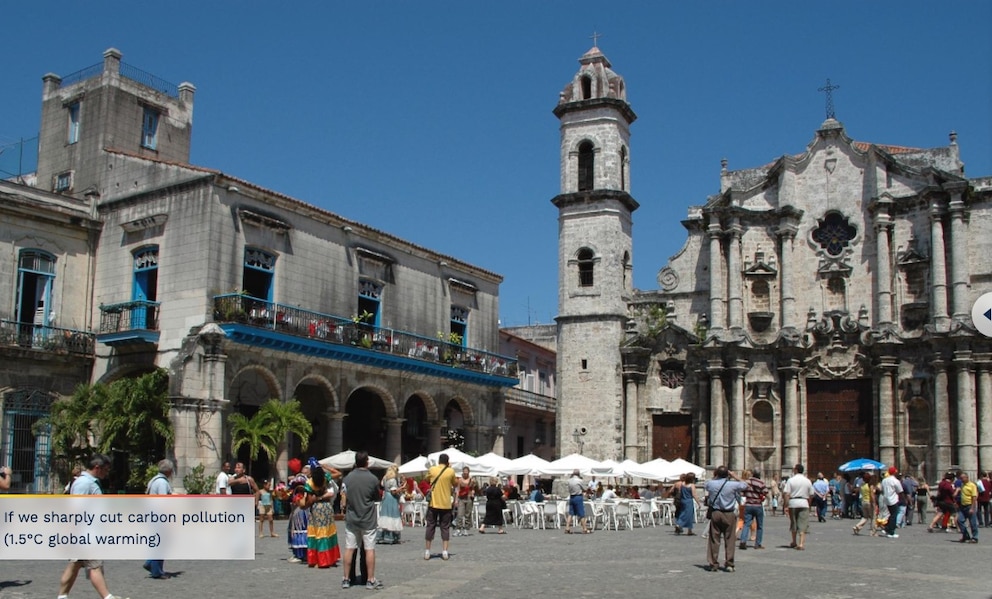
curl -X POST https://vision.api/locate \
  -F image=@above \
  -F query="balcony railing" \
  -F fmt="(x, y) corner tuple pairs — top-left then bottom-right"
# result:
(213, 294), (517, 377)
(0, 319), (95, 356)
(98, 300), (161, 333)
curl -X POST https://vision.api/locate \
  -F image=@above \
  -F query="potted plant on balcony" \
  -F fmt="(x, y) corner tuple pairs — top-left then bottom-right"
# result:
(437, 331), (463, 364)
(348, 310), (375, 347)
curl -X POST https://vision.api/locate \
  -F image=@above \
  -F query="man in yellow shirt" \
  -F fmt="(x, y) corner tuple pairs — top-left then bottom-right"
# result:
(424, 453), (458, 560)
(956, 472), (979, 543)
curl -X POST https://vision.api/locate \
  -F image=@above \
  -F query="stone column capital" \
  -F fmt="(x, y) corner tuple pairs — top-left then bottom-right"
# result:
(953, 350), (973, 366)
(948, 197), (967, 216)
(707, 359), (725, 373)
(775, 224), (798, 239)
(708, 223), (723, 237)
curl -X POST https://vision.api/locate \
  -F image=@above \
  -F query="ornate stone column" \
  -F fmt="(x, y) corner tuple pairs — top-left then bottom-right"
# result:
(624, 377), (640, 461)
(933, 357), (952, 474)
(325, 412), (345, 457)
(878, 357), (898, 467)
(321, 410), (347, 455)
(929, 202), (950, 329)
(954, 351), (977, 474)
(708, 222), (725, 330)
(776, 225), (798, 329)
(976, 356), (992, 474)
(708, 361), (725, 467)
(384, 417), (404, 463)
(730, 360), (747, 469)
(873, 206), (894, 325)
(779, 360), (800, 475)
(696, 373), (710, 467)
(727, 218), (743, 329)
(463, 425), (478, 454)
(427, 422), (442, 454)
(947, 188), (970, 321)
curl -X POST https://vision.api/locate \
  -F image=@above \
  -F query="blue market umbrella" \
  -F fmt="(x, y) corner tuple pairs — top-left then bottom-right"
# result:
(838, 458), (885, 472)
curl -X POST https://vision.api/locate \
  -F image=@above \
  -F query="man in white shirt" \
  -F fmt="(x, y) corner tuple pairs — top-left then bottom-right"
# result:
(215, 461), (231, 494)
(880, 466), (904, 539)
(782, 463), (815, 551)
(600, 484), (618, 502)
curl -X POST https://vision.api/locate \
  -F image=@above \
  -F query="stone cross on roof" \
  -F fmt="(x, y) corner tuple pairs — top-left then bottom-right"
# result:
(818, 78), (840, 119)
(590, 31), (602, 48)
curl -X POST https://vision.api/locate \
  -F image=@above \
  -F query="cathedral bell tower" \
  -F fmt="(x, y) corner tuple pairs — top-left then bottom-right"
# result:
(553, 45), (638, 460)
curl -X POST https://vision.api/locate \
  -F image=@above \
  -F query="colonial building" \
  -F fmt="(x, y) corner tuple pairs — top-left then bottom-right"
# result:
(0, 49), (519, 491)
(554, 46), (992, 480)
(501, 326), (557, 461)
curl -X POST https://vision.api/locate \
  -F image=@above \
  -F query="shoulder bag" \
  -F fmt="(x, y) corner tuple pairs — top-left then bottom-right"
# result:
(424, 465), (449, 506)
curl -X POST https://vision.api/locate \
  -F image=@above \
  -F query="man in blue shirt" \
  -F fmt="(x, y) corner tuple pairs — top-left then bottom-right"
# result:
(812, 473), (830, 522)
(57, 453), (129, 599)
(143, 459), (174, 579)
(703, 466), (748, 572)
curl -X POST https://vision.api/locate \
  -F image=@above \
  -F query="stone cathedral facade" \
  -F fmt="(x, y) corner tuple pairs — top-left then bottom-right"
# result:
(554, 46), (992, 480)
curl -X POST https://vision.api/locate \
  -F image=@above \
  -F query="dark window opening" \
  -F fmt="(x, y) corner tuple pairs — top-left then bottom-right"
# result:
(620, 146), (627, 191)
(581, 76), (592, 100)
(577, 248), (595, 287)
(581, 359), (588, 370)
(578, 141), (594, 191)
(812, 212), (857, 256)
(242, 248), (275, 300)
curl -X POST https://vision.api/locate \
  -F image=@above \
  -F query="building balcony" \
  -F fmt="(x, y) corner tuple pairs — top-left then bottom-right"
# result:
(212, 294), (518, 386)
(0, 318), (95, 357)
(97, 300), (161, 346)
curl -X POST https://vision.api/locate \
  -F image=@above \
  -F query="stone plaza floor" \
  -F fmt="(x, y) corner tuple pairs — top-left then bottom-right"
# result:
(0, 514), (987, 598)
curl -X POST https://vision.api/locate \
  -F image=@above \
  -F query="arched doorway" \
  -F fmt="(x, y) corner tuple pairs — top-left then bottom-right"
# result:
(402, 395), (429, 461)
(442, 400), (466, 450)
(292, 380), (333, 463)
(343, 388), (387, 459)
(229, 368), (279, 477)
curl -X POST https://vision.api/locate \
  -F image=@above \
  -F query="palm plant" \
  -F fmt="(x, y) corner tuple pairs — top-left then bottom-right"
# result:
(258, 398), (312, 452)
(228, 411), (278, 476)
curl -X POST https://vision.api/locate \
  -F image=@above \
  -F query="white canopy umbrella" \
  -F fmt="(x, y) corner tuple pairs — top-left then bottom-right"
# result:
(475, 452), (517, 474)
(398, 455), (430, 476)
(540, 453), (605, 476)
(507, 453), (551, 476)
(624, 458), (673, 482)
(667, 458), (706, 479)
(427, 446), (494, 476)
(319, 449), (393, 471)
(610, 459), (643, 478)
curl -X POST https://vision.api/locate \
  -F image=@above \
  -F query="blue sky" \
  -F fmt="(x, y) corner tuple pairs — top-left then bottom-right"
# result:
(2, 2), (989, 328)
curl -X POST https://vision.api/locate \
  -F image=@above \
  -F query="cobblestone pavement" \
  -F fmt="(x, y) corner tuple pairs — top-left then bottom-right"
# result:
(0, 515), (988, 599)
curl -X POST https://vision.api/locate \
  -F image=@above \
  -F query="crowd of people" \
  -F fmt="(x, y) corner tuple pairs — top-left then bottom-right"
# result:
(35, 452), (991, 596)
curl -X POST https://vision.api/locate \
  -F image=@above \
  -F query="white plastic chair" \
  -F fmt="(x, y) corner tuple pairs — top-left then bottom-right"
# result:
(585, 500), (606, 530)
(659, 499), (675, 526)
(612, 501), (633, 530)
(402, 500), (424, 527)
(554, 499), (569, 528)
(633, 500), (655, 528)
(473, 501), (486, 529)
(518, 501), (540, 529)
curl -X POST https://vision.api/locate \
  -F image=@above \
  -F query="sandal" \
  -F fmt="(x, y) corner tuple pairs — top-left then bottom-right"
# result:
(564, 529), (572, 534)
(497, 530), (506, 534)
(478, 528), (485, 534)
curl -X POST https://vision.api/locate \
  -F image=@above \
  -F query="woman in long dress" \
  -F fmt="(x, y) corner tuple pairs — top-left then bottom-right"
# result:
(479, 477), (506, 534)
(287, 474), (309, 563)
(303, 466), (342, 568)
(675, 473), (697, 535)
(378, 465), (404, 544)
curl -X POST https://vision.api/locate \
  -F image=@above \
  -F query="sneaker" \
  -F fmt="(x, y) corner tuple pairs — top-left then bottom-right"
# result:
(738, 543), (747, 550)
(366, 578), (384, 590)
(288, 557), (302, 563)
(887, 534), (899, 539)
(754, 545), (765, 549)
(441, 550), (449, 560)
(969, 539), (978, 543)
(724, 565), (735, 572)
(341, 579), (351, 589)
(424, 549), (431, 560)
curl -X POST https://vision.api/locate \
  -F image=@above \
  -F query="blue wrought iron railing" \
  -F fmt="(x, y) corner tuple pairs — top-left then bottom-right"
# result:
(58, 61), (179, 98)
(98, 300), (161, 333)
(213, 294), (518, 377)
(0, 319), (95, 356)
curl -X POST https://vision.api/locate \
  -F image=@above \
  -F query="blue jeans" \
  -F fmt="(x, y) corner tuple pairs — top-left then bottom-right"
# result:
(143, 559), (165, 577)
(958, 506), (979, 540)
(739, 505), (764, 547)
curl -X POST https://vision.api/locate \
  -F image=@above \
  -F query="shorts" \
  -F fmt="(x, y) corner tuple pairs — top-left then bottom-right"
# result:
(69, 559), (103, 569)
(568, 495), (585, 518)
(789, 507), (809, 533)
(258, 504), (273, 516)
(344, 523), (377, 550)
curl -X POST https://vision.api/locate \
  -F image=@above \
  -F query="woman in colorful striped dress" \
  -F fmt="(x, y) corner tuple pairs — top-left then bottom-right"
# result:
(303, 466), (342, 568)
(287, 474), (309, 563)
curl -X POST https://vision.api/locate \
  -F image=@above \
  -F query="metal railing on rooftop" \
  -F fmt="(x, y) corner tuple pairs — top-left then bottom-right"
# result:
(213, 294), (517, 377)
(59, 61), (179, 98)
(0, 319), (95, 356)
